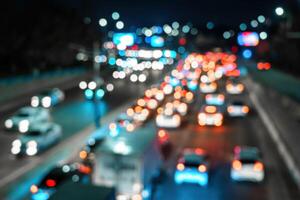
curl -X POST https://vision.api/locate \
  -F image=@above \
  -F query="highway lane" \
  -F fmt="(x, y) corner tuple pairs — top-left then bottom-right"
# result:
(152, 77), (300, 200)
(0, 68), (170, 199)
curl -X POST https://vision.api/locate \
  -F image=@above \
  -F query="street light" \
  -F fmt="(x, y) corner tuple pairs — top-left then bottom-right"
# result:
(99, 18), (107, 27)
(275, 7), (284, 16)
(116, 21), (124, 30)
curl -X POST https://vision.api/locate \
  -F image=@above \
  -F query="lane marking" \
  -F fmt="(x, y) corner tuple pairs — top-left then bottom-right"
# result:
(248, 80), (300, 189)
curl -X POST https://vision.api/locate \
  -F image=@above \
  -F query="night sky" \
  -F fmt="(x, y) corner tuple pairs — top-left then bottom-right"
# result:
(12, 0), (286, 27)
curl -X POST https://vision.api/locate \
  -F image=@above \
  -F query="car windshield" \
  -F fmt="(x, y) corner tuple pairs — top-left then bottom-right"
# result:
(240, 159), (256, 164)
(16, 112), (30, 117)
(27, 130), (42, 136)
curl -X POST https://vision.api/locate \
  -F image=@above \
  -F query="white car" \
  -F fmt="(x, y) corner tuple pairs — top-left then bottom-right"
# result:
(174, 148), (209, 186)
(227, 101), (250, 117)
(31, 88), (65, 108)
(226, 81), (244, 95)
(205, 93), (225, 106)
(156, 113), (181, 128)
(11, 122), (62, 156)
(230, 146), (265, 182)
(5, 107), (50, 133)
(198, 105), (223, 126)
(199, 82), (217, 93)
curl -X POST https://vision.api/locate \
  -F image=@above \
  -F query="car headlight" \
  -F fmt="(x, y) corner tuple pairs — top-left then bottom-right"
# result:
(31, 96), (39, 107)
(5, 119), (13, 129)
(12, 139), (22, 147)
(42, 96), (51, 108)
(27, 140), (37, 148)
(19, 120), (29, 133)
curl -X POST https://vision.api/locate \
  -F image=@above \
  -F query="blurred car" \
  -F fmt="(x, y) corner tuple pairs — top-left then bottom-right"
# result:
(30, 163), (91, 200)
(199, 82), (217, 93)
(205, 93), (225, 106)
(198, 105), (223, 126)
(174, 148), (209, 186)
(31, 88), (65, 108)
(11, 122), (62, 156)
(226, 80), (244, 94)
(155, 106), (181, 128)
(227, 101), (250, 117)
(172, 101), (188, 116)
(4, 107), (50, 133)
(109, 113), (137, 134)
(127, 106), (150, 123)
(230, 146), (265, 182)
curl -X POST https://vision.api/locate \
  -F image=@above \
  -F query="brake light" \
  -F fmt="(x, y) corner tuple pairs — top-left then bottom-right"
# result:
(232, 160), (242, 170)
(242, 106), (249, 113)
(198, 164), (207, 172)
(253, 162), (264, 171)
(177, 163), (185, 171)
(46, 179), (56, 187)
(227, 106), (234, 113)
(79, 165), (92, 174)
(30, 185), (38, 194)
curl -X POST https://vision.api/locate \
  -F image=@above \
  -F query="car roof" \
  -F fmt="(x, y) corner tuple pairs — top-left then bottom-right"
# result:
(29, 122), (56, 132)
(234, 146), (260, 160)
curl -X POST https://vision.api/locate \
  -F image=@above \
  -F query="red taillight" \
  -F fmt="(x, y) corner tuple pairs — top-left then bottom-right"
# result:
(232, 160), (242, 170)
(79, 164), (92, 174)
(254, 162), (264, 171)
(198, 164), (207, 172)
(46, 179), (56, 187)
(30, 185), (38, 194)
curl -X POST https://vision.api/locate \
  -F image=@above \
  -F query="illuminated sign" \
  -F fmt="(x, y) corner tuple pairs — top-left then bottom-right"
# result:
(237, 32), (259, 46)
(113, 33), (135, 46)
(150, 36), (165, 47)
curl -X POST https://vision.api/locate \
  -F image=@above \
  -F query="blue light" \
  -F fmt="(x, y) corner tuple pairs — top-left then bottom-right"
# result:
(145, 37), (151, 44)
(174, 170), (208, 186)
(112, 33), (135, 46)
(187, 81), (197, 91)
(95, 89), (105, 99)
(150, 36), (165, 47)
(242, 49), (252, 59)
(32, 191), (50, 200)
(85, 89), (94, 99)
(170, 78), (180, 87)
(178, 46), (185, 54)
(118, 50), (125, 57)
(108, 57), (116, 65)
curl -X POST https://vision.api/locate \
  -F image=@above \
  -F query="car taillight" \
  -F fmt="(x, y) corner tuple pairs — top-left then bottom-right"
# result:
(30, 185), (38, 194)
(46, 179), (56, 187)
(242, 106), (249, 113)
(198, 113), (206, 120)
(253, 162), (264, 171)
(198, 164), (207, 172)
(79, 164), (92, 174)
(232, 160), (242, 170)
(177, 163), (185, 171)
(227, 106), (234, 113)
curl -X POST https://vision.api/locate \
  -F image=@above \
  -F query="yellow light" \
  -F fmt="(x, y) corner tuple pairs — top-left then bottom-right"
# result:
(198, 165), (207, 172)
(79, 150), (88, 159)
(205, 106), (217, 113)
(30, 185), (38, 194)
(177, 163), (185, 171)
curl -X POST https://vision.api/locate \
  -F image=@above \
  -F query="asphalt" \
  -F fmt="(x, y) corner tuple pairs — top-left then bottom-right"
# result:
(0, 68), (169, 200)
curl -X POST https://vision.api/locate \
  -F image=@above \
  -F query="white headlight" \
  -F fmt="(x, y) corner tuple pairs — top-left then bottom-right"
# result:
(26, 147), (37, 156)
(42, 96), (51, 108)
(19, 120), (29, 133)
(5, 119), (13, 129)
(12, 139), (22, 147)
(27, 140), (37, 148)
(11, 146), (21, 155)
(31, 96), (39, 107)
